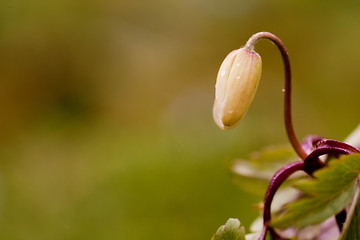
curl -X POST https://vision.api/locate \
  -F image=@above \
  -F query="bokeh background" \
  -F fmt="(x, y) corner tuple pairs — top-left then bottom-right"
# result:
(1, 1), (360, 239)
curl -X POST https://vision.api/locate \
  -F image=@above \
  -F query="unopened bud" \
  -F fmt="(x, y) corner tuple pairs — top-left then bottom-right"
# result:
(213, 47), (262, 129)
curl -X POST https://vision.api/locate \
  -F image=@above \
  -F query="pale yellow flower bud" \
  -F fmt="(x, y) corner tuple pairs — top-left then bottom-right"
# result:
(213, 47), (262, 129)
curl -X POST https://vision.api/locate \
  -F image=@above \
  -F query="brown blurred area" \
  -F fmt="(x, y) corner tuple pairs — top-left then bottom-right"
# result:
(0, 0), (360, 239)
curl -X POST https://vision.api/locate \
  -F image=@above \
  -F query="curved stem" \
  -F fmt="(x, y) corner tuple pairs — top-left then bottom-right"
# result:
(260, 145), (357, 239)
(260, 161), (304, 240)
(303, 147), (353, 175)
(302, 139), (360, 175)
(245, 32), (307, 161)
(316, 139), (360, 153)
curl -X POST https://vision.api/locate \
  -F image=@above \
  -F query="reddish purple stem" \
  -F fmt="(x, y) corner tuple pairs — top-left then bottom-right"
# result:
(246, 32), (308, 161)
(259, 161), (304, 240)
(244, 33), (360, 239)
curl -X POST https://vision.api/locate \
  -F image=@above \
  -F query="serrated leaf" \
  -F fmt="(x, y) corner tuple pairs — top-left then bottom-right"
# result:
(271, 154), (360, 229)
(339, 181), (360, 240)
(211, 218), (246, 240)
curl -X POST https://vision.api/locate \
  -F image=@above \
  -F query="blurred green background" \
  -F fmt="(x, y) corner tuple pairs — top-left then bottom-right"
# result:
(1, 1), (360, 239)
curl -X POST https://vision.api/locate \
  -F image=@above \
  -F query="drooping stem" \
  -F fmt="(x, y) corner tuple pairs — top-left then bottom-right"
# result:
(259, 161), (304, 240)
(245, 32), (307, 161)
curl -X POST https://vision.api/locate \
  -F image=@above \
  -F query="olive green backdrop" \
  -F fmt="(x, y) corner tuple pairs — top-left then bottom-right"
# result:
(0, 0), (360, 239)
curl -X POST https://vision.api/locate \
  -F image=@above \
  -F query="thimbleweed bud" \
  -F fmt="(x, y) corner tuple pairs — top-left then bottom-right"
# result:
(213, 47), (262, 130)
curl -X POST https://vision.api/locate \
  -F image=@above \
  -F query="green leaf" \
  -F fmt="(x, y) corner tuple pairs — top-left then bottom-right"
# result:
(231, 144), (300, 195)
(211, 218), (246, 240)
(271, 154), (360, 229)
(339, 182), (360, 240)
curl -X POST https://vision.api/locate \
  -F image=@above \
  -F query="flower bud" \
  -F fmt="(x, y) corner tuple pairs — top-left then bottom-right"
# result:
(213, 47), (262, 129)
